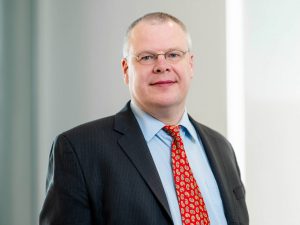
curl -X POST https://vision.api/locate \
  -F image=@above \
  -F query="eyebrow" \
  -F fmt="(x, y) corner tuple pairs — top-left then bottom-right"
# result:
(135, 48), (185, 55)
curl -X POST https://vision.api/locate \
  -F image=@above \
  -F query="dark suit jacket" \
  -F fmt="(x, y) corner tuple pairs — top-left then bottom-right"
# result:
(40, 102), (249, 225)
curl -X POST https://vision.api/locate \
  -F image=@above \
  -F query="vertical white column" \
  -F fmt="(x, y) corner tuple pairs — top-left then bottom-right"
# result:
(244, 0), (300, 224)
(225, 0), (246, 181)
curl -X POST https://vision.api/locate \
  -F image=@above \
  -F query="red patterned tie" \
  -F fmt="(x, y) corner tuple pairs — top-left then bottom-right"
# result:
(163, 125), (210, 225)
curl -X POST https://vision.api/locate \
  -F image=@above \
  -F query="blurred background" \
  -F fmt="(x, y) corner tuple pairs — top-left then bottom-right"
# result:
(1, 0), (299, 224)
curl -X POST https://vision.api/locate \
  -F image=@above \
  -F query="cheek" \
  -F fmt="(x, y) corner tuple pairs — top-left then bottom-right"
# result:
(178, 67), (193, 82)
(131, 69), (149, 84)
(126, 67), (136, 84)
(180, 70), (193, 90)
(127, 70), (141, 91)
(185, 65), (194, 80)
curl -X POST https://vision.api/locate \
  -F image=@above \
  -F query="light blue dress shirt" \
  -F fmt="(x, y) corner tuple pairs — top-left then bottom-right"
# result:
(130, 102), (227, 225)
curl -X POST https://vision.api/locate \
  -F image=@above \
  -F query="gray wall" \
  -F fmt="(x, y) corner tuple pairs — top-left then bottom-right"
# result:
(36, 1), (228, 222)
(0, 1), (36, 225)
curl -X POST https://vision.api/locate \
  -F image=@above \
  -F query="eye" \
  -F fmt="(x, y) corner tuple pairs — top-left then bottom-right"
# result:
(137, 54), (155, 62)
(166, 51), (183, 60)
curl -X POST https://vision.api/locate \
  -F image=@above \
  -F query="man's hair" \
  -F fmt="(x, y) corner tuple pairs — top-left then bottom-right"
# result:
(122, 12), (192, 58)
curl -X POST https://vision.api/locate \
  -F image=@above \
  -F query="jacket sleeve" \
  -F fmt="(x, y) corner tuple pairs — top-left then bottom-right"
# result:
(39, 134), (92, 225)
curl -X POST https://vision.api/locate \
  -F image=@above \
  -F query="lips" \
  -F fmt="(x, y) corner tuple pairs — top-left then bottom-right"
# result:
(150, 80), (176, 86)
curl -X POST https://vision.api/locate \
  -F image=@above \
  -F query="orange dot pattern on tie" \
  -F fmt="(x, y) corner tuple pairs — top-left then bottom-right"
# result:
(163, 125), (210, 225)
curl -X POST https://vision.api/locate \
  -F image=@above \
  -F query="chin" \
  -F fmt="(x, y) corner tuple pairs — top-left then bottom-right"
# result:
(151, 100), (181, 109)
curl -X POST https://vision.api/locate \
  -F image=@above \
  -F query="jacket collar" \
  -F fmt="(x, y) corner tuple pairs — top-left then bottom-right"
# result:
(189, 116), (238, 223)
(114, 101), (173, 222)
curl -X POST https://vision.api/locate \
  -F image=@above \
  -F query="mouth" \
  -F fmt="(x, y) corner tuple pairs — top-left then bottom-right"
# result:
(150, 80), (176, 86)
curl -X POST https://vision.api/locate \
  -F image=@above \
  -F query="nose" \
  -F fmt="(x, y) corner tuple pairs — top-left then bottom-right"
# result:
(153, 55), (171, 74)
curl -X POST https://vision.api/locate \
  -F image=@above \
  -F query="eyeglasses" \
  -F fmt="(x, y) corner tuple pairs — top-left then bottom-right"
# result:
(130, 49), (189, 65)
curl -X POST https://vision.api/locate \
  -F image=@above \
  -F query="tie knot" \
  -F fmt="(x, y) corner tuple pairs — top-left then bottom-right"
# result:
(163, 125), (180, 138)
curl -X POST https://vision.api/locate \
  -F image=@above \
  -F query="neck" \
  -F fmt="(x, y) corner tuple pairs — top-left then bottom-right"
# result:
(133, 100), (186, 125)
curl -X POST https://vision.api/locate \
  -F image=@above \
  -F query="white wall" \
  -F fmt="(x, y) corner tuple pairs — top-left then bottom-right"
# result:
(244, 0), (300, 224)
(37, 0), (229, 219)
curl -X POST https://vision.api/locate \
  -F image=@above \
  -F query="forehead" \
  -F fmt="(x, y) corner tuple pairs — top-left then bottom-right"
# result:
(128, 21), (188, 53)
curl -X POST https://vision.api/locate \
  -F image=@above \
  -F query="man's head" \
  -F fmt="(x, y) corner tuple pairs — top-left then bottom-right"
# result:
(121, 12), (194, 121)
(123, 12), (192, 58)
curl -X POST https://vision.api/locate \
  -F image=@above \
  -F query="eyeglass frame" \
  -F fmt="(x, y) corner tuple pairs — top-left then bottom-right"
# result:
(127, 49), (190, 65)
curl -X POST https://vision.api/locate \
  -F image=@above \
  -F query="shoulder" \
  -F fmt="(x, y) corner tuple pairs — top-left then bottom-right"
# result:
(51, 115), (117, 152)
(54, 102), (135, 147)
(59, 102), (133, 140)
(63, 115), (115, 138)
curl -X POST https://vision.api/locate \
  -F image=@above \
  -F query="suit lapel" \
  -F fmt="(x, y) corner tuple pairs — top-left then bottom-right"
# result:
(114, 103), (172, 221)
(189, 117), (237, 223)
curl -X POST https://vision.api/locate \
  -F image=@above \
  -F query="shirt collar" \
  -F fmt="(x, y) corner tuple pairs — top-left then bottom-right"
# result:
(130, 101), (197, 143)
(180, 111), (197, 143)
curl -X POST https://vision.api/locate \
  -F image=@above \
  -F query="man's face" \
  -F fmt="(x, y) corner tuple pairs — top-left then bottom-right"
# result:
(122, 21), (194, 113)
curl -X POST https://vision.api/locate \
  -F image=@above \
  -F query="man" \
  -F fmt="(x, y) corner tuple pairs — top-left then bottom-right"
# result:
(40, 12), (248, 225)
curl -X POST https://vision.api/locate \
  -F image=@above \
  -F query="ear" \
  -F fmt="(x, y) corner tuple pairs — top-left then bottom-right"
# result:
(121, 58), (129, 84)
(189, 54), (194, 78)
